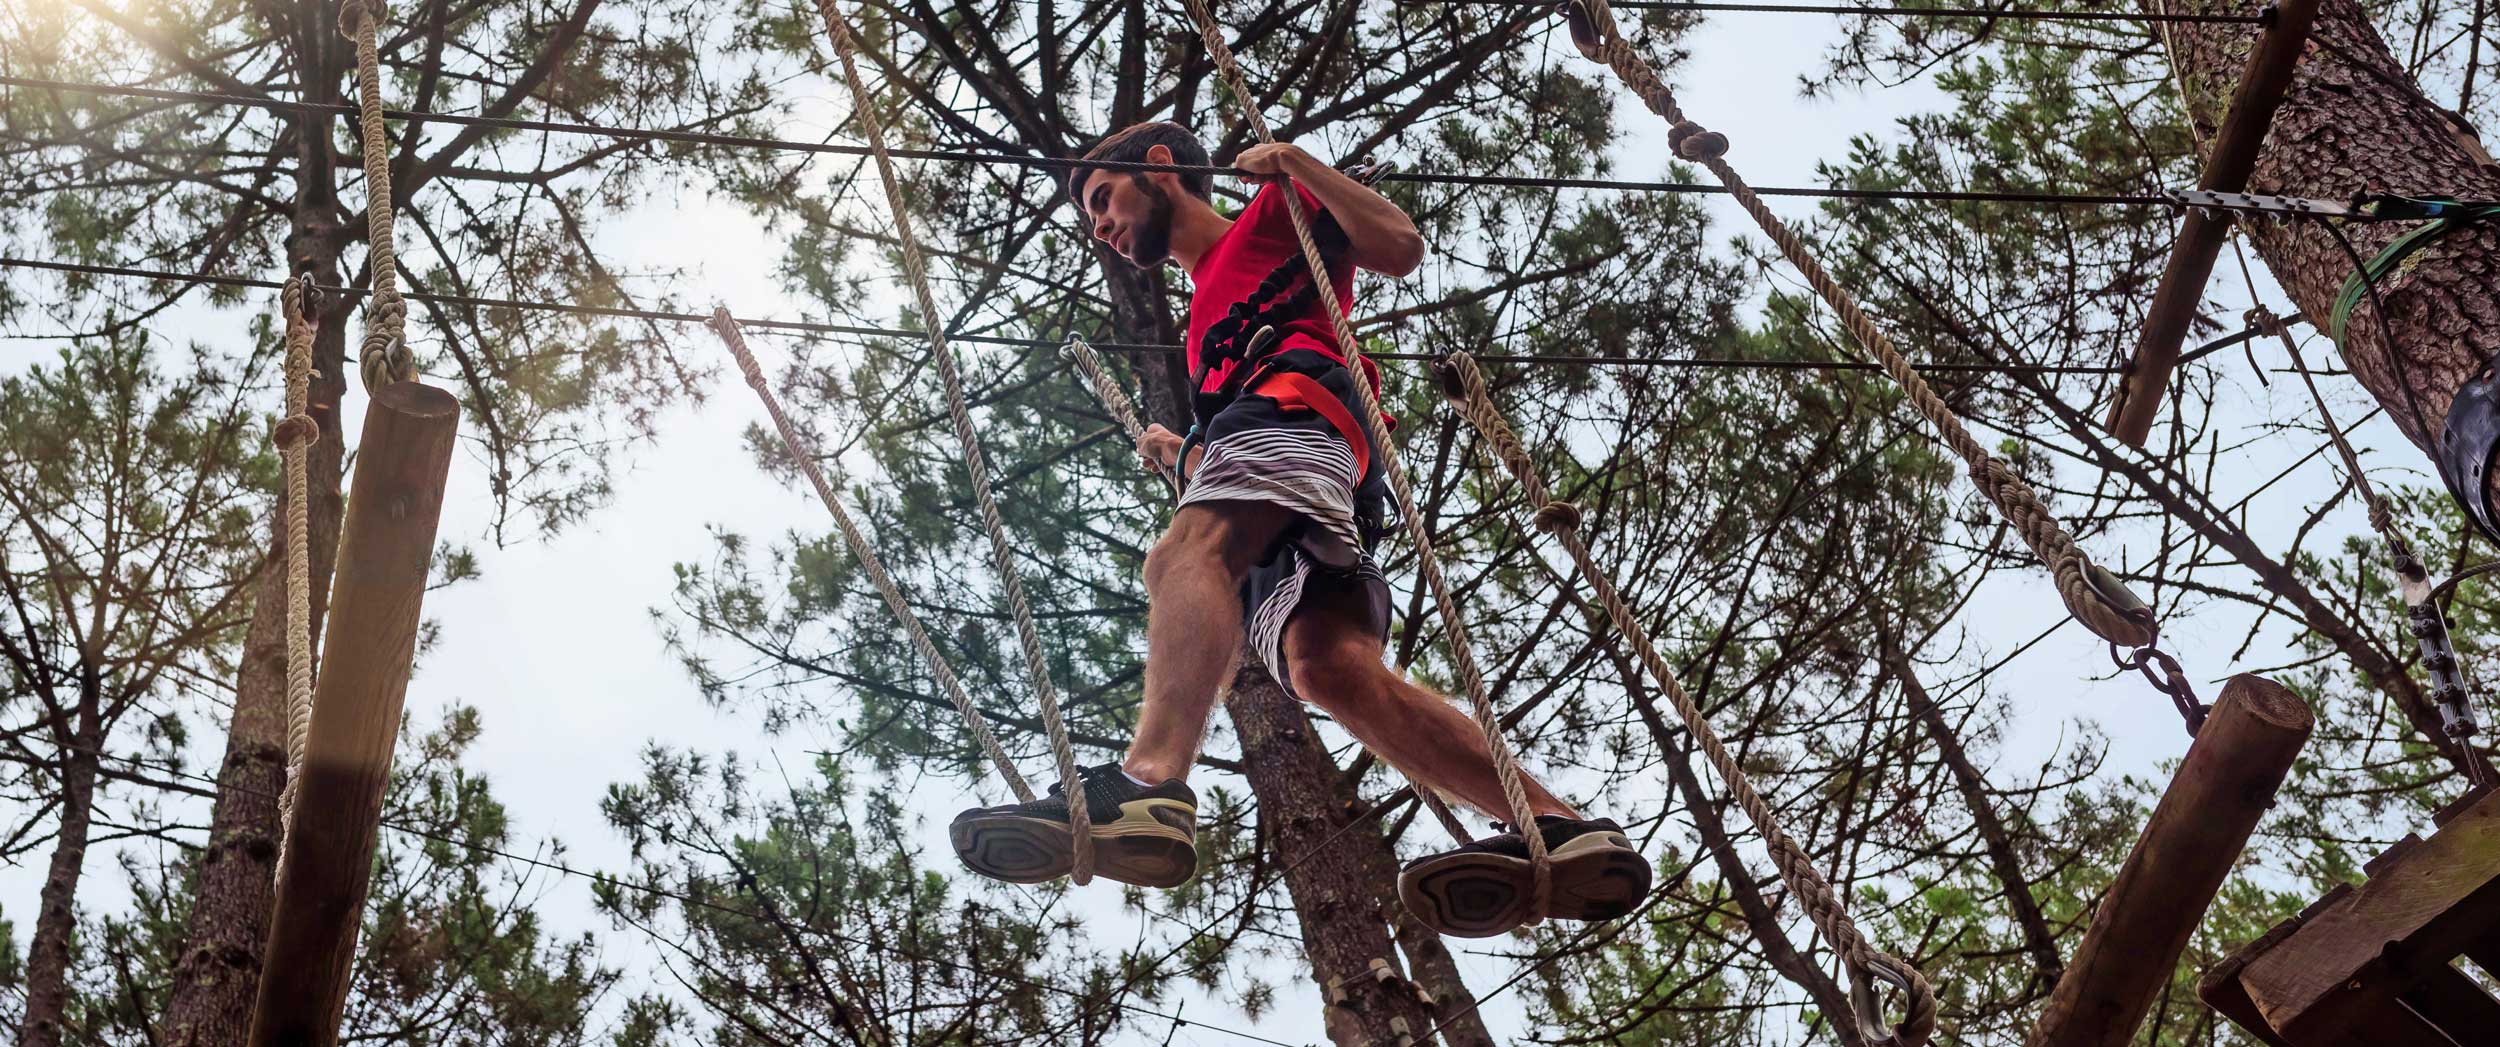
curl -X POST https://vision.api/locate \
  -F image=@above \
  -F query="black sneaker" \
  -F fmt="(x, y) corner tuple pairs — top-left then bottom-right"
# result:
(950, 762), (1199, 889)
(1398, 814), (1652, 938)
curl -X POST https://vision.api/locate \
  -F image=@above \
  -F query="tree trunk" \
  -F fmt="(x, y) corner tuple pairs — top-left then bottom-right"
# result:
(17, 671), (108, 1047)
(2163, 0), (2500, 461)
(1339, 785), (1496, 1047)
(161, 5), (350, 1038)
(1225, 663), (1445, 1046)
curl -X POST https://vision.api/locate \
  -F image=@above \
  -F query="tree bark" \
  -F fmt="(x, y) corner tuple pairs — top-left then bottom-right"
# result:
(16, 671), (107, 1047)
(1225, 662), (1445, 1046)
(1340, 787), (1496, 1047)
(2164, 0), (2500, 456)
(161, 4), (350, 1038)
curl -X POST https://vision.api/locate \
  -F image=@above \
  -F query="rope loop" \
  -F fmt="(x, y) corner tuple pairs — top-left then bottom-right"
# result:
(1850, 952), (1942, 1047)
(336, 0), (384, 39)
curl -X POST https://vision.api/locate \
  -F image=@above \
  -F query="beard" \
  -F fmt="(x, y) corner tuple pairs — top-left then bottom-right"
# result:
(1122, 174), (1176, 268)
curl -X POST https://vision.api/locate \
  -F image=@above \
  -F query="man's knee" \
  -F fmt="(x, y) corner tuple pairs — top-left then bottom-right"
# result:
(1282, 626), (1392, 705)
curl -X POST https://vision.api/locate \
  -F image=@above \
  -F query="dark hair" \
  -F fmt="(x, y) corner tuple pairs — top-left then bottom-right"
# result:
(1069, 121), (1212, 211)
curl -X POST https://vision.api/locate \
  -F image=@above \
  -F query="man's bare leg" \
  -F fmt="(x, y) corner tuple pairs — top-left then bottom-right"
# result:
(1280, 600), (1577, 820)
(1122, 502), (1292, 783)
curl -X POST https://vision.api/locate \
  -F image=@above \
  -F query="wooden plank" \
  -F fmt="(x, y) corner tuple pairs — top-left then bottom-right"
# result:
(2104, 0), (2322, 446)
(246, 381), (460, 1047)
(2240, 790), (2500, 1044)
(2025, 675), (2313, 1047)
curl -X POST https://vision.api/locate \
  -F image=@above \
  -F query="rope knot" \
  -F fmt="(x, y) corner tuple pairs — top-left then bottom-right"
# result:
(1532, 501), (1585, 534)
(358, 335), (413, 392)
(1669, 121), (1730, 161)
(273, 414), (320, 451)
(336, 0), (385, 38)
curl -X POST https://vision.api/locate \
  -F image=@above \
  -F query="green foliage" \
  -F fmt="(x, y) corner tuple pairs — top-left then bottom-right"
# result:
(44, 706), (647, 1045)
(600, 748), (1121, 1042)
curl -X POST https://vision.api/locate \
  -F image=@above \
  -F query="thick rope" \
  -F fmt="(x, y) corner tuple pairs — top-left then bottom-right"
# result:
(708, 312), (1034, 802)
(338, 0), (415, 392)
(271, 276), (323, 884)
(1563, 0), (2154, 652)
(1177, 0), (1554, 914)
(814, 2), (1095, 882)
(1440, 352), (1937, 1046)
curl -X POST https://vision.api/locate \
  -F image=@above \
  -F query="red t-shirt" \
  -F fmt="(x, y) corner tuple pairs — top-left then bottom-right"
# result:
(1187, 182), (1378, 396)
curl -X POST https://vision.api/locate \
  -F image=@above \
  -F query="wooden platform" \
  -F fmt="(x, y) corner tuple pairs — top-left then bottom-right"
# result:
(2201, 786), (2500, 1046)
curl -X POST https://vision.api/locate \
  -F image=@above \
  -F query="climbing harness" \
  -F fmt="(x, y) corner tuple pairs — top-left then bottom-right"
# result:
(338, 0), (415, 392)
(1176, 0), (1560, 919)
(271, 276), (323, 885)
(1437, 352), (1938, 1047)
(1559, 0), (2218, 743)
(812, 0), (1098, 881)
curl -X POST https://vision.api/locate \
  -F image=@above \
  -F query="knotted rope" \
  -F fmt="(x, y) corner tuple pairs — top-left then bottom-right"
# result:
(814, 2), (1094, 882)
(339, 0), (415, 392)
(1176, 0), (1554, 915)
(1562, 0), (2155, 653)
(1439, 352), (1937, 1046)
(708, 312), (1033, 802)
(271, 276), (323, 884)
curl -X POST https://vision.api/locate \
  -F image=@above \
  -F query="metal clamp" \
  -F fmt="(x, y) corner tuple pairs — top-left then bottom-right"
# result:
(1849, 956), (1926, 1047)
(2164, 189), (2357, 220)
(2396, 548), (2483, 756)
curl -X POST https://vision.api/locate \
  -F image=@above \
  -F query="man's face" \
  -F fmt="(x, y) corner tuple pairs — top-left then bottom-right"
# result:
(1081, 171), (1176, 269)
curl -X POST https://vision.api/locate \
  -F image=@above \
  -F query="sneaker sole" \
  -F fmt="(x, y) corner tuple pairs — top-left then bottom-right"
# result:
(1399, 830), (1652, 938)
(951, 799), (1198, 889)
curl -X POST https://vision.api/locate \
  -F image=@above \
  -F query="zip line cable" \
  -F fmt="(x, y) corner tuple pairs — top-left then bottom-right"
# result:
(64, 745), (1313, 1047)
(0, 255), (2134, 376)
(0, 74), (2178, 208)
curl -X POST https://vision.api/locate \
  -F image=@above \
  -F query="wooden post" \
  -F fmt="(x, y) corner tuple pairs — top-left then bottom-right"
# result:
(2105, 0), (2320, 446)
(247, 381), (459, 1047)
(2024, 674), (2313, 1047)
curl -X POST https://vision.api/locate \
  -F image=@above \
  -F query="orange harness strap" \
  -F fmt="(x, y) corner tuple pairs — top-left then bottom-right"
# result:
(1252, 370), (1370, 482)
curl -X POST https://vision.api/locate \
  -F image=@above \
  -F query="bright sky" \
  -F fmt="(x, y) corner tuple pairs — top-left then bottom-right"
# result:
(0, 10), (2400, 1045)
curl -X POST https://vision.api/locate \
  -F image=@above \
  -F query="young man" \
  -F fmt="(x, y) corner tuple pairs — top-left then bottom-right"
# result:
(949, 122), (1651, 937)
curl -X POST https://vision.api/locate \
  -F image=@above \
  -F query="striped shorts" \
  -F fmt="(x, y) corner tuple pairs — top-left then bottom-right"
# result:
(1178, 351), (1392, 700)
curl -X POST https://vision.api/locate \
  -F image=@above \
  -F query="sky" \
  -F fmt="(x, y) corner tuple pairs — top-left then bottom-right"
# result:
(0, 7), (2413, 1046)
